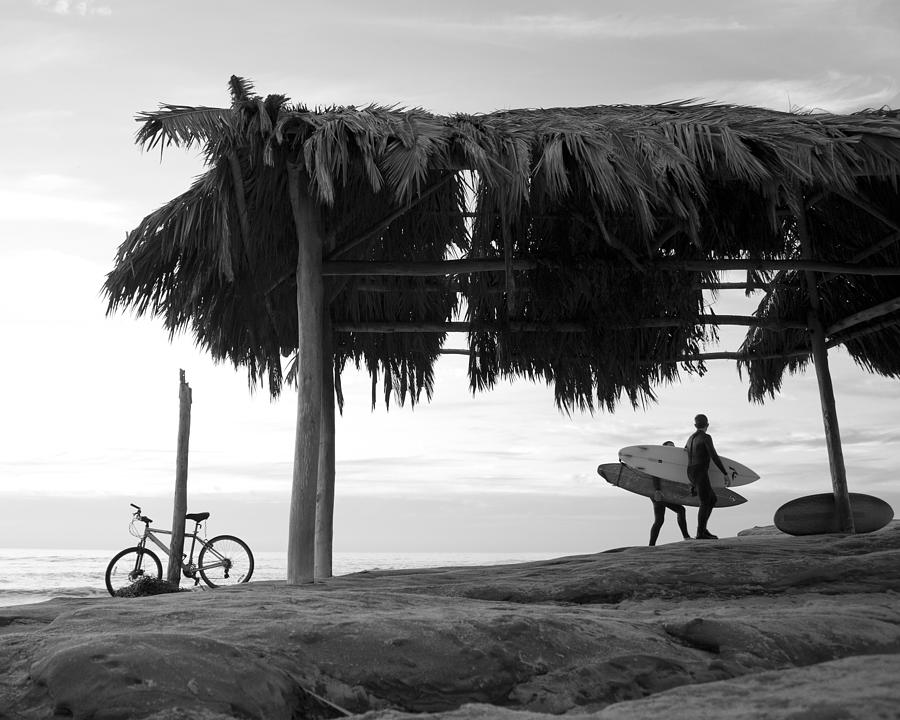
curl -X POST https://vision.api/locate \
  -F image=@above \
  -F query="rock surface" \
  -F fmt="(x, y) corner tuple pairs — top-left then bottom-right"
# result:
(2, 523), (899, 719)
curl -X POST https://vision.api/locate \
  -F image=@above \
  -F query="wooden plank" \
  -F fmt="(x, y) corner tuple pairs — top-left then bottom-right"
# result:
(287, 166), (325, 584)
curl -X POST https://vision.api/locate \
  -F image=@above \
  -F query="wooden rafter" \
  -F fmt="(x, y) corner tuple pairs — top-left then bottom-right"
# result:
(850, 229), (900, 263)
(826, 295), (900, 337)
(835, 189), (900, 235)
(827, 315), (900, 348)
(327, 173), (455, 261)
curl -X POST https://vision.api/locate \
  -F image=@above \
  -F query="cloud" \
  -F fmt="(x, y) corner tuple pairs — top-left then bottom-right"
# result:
(0, 33), (80, 73)
(0, 173), (129, 228)
(647, 72), (899, 114)
(498, 14), (747, 39)
(32, 0), (111, 16)
(368, 12), (747, 42)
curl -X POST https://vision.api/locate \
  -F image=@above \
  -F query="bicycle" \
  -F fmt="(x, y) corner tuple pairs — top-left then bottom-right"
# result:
(105, 503), (254, 596)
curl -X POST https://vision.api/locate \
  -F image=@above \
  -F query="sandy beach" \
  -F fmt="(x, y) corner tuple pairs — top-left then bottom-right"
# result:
(0, 522), (898, 719)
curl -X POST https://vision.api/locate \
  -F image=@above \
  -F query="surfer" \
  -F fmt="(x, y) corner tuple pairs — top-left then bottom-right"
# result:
(685, 414), (729, 540)
(649, 442), (691, 546)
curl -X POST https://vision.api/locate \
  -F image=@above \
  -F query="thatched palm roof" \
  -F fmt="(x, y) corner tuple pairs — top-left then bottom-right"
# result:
(104, 77), (900, 412)
(739, 177), (900, 399)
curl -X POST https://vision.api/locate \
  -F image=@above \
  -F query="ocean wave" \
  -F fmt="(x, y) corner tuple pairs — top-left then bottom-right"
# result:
(46, 586), (108, 598)
(0, 586), (105, 601)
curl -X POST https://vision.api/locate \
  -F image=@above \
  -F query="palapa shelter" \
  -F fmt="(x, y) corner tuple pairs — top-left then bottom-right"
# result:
(104, 77), (900, 583)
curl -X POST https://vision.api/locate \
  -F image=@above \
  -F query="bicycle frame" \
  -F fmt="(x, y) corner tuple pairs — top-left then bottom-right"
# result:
(130, 514), (207, 582)
(136, 525), (202, 567)
(130, 510), (234, 582)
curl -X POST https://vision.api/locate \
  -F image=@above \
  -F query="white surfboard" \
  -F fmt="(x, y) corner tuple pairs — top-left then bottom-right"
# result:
(618, 444), (760, 488)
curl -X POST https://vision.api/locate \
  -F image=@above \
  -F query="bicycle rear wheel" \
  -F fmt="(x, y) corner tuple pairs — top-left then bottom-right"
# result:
(105, 547), (163, 596)
(198, 535), (254, 587)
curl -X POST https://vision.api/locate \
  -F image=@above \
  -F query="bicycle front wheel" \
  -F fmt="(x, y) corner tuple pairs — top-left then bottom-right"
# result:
(105, 547), (163, 596)
(198, 535), (254, 587)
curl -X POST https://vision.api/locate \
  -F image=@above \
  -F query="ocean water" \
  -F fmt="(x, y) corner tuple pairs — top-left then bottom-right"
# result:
(0, 548), (564, 607)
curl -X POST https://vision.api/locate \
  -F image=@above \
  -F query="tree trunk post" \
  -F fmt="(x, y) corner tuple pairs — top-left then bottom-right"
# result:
(167, 370), (192, 585)
(286, 165), (324, 584)
(797, 203), (855, 533)
(315, 312), (336, 580)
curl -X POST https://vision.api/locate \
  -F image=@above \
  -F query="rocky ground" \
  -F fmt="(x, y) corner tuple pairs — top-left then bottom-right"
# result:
(1, 523), (899, 720)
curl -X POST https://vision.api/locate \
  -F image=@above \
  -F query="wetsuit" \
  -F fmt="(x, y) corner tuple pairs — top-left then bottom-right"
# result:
(649, 499), (689, 546)
(685, 430), (723, 536)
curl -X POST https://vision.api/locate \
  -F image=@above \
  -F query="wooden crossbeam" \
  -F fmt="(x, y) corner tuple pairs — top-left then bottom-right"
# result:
(437, 348), (812, 362)
(701, 281), (769, 291)
(352, 279), (769, 293)
(323, 259), (538, 276)
(332, 315), (807, 333)
(652, 259), (900, 275)
(321, 258), (900, 277)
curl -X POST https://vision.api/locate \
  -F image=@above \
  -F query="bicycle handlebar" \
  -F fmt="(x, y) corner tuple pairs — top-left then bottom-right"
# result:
(129, 504), (151, 524)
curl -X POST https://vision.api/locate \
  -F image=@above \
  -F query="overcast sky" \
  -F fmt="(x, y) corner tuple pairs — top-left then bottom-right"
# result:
(1, 0), (899, 555)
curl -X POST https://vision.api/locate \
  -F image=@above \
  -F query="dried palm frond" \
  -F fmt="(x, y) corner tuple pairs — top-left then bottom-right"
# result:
(105, 78), (900, 411)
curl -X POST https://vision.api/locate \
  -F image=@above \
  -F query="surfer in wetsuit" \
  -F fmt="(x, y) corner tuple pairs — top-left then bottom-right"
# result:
(685, 414), (729, 540)
(649, 441), (691, 546)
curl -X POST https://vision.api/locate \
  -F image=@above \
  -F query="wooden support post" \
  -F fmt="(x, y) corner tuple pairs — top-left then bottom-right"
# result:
(167, 370), (192, 585)
(287, 165), (324, 584)
(315, 313), (336, 580)
(797, 205), (855, 533)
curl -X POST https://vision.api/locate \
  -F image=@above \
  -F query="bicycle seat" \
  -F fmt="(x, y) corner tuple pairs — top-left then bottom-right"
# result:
(185, 512), (210, 522)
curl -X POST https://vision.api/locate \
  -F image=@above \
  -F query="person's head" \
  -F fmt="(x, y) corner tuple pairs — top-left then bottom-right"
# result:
(694, 413), (709, 429)
(662, 441), (675, 446)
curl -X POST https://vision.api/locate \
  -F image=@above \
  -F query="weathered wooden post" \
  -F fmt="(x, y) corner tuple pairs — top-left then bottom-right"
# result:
(167, 369), (192, 584)
(797, 202), (855, 533)
(315, 312), (336, 579)
(286, 164), (324, 584)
